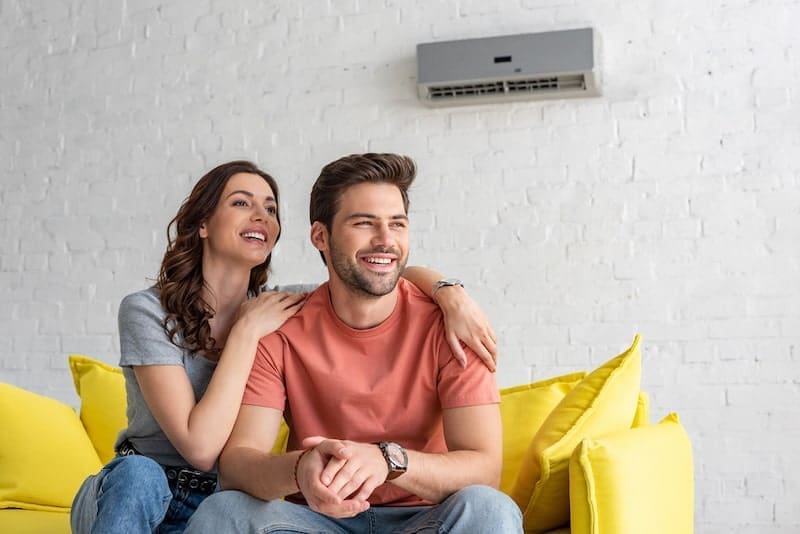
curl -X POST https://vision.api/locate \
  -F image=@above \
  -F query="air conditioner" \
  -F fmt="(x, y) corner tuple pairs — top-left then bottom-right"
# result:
(416, 28), (599, 107)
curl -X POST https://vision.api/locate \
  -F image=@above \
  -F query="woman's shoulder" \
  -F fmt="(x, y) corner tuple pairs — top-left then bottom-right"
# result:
(119, 286), (163, 318)
(258, 282), (319, 294)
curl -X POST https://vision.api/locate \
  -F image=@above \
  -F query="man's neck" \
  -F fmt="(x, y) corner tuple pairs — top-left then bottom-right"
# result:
(327, 277), (399, 329)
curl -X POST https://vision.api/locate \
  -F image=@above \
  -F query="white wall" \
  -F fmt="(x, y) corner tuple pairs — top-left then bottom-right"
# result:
(2, 0), (798, 531)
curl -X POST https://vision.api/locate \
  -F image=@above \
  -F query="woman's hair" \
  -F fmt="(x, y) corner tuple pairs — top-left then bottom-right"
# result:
(157, 160), (281, 356)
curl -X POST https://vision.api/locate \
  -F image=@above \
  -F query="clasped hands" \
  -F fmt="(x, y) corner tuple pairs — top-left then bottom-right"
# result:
(295, 436), (390, 518)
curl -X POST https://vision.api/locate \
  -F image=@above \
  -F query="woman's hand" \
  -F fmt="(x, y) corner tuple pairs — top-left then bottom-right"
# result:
(235, 291), (307, 340)
(434, 285), (498, 371)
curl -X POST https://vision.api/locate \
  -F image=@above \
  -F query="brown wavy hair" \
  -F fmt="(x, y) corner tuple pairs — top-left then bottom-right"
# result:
(156, 160), (281, 356)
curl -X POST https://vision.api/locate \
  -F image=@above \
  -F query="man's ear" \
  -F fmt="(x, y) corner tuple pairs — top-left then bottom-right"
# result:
(199, 221), (208, 239)
(310, 221), (328, 252)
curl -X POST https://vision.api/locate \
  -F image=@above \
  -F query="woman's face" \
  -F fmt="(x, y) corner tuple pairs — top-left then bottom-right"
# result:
(199, 172), (280, 269)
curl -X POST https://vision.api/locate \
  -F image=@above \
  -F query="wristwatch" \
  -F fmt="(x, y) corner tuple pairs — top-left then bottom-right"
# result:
(432, 278), (464, 296)
(376, 441), (408, 480)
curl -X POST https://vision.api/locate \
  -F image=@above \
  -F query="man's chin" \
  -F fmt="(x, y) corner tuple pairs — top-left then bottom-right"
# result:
(357, 272), (401, 297)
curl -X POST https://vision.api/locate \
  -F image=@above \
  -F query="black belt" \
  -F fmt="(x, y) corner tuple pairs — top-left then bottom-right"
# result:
(117, 439), (217, 495)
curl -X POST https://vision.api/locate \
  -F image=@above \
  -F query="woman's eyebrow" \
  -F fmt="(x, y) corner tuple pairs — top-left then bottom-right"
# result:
(225, 190), (276, 202)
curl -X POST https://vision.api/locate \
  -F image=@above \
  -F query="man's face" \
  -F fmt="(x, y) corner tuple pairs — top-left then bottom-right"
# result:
(320, 182), (409, 297)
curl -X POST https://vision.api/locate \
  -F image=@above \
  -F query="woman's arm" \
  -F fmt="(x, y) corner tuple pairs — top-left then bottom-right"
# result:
(402, 266), (497, 372)
(135, 291), (305, 471)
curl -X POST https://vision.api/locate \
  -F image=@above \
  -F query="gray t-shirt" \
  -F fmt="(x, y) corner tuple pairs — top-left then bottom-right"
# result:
(115, 284), (313, 469)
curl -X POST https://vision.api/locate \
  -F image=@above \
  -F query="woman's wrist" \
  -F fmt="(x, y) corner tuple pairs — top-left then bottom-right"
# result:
(431, 283), (467, 310)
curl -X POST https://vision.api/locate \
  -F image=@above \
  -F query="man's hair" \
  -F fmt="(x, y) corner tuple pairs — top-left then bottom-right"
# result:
(309, 153), (415, 264)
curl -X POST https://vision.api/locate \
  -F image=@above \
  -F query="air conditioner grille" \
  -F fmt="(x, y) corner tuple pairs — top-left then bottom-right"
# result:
(426, 74), (586, 101)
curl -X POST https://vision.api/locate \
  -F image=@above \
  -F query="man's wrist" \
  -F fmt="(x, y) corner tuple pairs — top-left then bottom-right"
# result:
(375, 441), (408, 480)
(293, 449), (311, 491)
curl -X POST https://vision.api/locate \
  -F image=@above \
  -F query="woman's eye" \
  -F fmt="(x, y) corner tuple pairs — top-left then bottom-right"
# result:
(266, 206), (277, 215)
(232, 199), (248, 207)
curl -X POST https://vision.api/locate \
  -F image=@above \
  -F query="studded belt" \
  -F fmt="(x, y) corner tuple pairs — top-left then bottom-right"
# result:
(117, 439), (217, 495)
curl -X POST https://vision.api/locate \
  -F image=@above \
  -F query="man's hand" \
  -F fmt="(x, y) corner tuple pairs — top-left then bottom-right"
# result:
(298, 436), (388, 517)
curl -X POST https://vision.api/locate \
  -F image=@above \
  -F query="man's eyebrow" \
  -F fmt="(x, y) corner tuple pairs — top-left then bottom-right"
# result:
(345, 213), (408, 221)
(225, 190), (276, 202)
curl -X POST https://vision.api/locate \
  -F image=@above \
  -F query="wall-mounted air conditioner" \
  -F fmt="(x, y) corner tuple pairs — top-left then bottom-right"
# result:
(416, 28), (599, 107)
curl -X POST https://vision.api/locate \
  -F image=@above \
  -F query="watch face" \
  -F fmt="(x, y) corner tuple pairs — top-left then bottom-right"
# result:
(386, 443), (406, 467)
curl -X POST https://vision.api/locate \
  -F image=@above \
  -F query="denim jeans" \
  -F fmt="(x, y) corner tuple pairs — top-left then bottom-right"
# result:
(184, 484), (522, 533)
(70, 455), (213, 534)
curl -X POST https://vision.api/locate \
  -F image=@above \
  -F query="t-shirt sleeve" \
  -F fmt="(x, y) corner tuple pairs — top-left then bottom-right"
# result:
(436, 337), (500, 409)
(118, 290), (184, 367)
(242, 333), (287, 410)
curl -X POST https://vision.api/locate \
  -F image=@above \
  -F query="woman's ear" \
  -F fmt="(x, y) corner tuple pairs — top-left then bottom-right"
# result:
(199, 221), (208, 239)
(310, 221), (328, 252)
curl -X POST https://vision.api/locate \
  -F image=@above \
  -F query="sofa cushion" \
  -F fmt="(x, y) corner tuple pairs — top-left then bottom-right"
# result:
(0, 508), (70, 534)
(69, 354), (127, 464)
(0, 383), (102, 511)
(510, 334), (642, 533)
(498, 371), (586, 494)
(569, 413), (694, 534)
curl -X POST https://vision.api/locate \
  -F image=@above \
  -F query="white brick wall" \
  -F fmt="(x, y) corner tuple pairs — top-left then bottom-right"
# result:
(2, 0), (798, 530)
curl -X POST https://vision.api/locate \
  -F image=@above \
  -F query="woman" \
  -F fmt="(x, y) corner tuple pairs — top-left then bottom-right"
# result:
(70, 160), (497, 533)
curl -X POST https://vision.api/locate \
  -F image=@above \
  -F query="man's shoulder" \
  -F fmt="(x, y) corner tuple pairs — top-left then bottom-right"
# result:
(261, 284), (329, 344)
(398, 278), (439, 311)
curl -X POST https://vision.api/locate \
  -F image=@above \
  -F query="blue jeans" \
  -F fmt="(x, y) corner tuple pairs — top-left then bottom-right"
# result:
(184, 485), (522, 533)
(70, 455), (213, 534)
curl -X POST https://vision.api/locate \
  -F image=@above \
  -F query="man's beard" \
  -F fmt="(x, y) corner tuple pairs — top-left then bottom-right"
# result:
(329, 238), (407, 298)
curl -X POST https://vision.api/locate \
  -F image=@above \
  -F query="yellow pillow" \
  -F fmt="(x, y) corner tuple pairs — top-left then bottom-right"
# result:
(631, 391), (650, 428)
(510, 334), (642, 533)
(0, 383), (102, 511)
(272, 419), (290, 455)
(499, 372), (586, 494)
(69, 354), (128, 464)
(569, 413), (694, 534)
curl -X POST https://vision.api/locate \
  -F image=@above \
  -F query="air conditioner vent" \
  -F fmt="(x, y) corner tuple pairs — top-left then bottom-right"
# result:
(417, 28), (599, 107)
(426, 74), (586, 102)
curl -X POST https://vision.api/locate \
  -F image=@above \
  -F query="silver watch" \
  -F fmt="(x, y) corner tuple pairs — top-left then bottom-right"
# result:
(376, 441), (408, 480)
(432, 278), (464, 296)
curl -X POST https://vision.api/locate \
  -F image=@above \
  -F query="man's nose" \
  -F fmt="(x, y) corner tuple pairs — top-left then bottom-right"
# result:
(372, 223), (393, 245)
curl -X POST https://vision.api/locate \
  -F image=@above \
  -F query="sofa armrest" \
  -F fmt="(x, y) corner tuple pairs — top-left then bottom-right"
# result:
(568, 413), (694, 534)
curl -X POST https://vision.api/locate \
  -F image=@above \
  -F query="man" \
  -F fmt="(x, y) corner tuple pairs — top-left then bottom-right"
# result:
(186, 153), (522, 533)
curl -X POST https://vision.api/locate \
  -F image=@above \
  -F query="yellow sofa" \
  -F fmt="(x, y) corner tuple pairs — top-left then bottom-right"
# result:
(0, 335), (694, 533)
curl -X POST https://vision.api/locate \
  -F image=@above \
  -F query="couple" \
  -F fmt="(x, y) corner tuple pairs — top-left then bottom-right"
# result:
(71, 153), (521, 533)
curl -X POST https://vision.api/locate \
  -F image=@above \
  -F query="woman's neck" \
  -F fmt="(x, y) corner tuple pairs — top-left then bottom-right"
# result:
(201, 263), (253, 348)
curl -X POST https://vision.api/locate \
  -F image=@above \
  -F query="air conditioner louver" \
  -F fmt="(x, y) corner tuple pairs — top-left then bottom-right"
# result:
(426, 74), (587, 101)
(417, 28), (599, 107)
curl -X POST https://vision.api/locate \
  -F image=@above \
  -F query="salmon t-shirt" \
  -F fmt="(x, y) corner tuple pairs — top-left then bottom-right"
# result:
(243, 278), (500, 507)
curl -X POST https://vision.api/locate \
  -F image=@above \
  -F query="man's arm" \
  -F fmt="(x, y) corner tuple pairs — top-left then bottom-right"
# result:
(313, 402), (502, 505)
(218, 405), (299, 499)
(219, 405), (369, 517)
(391, 403), (502, 502)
